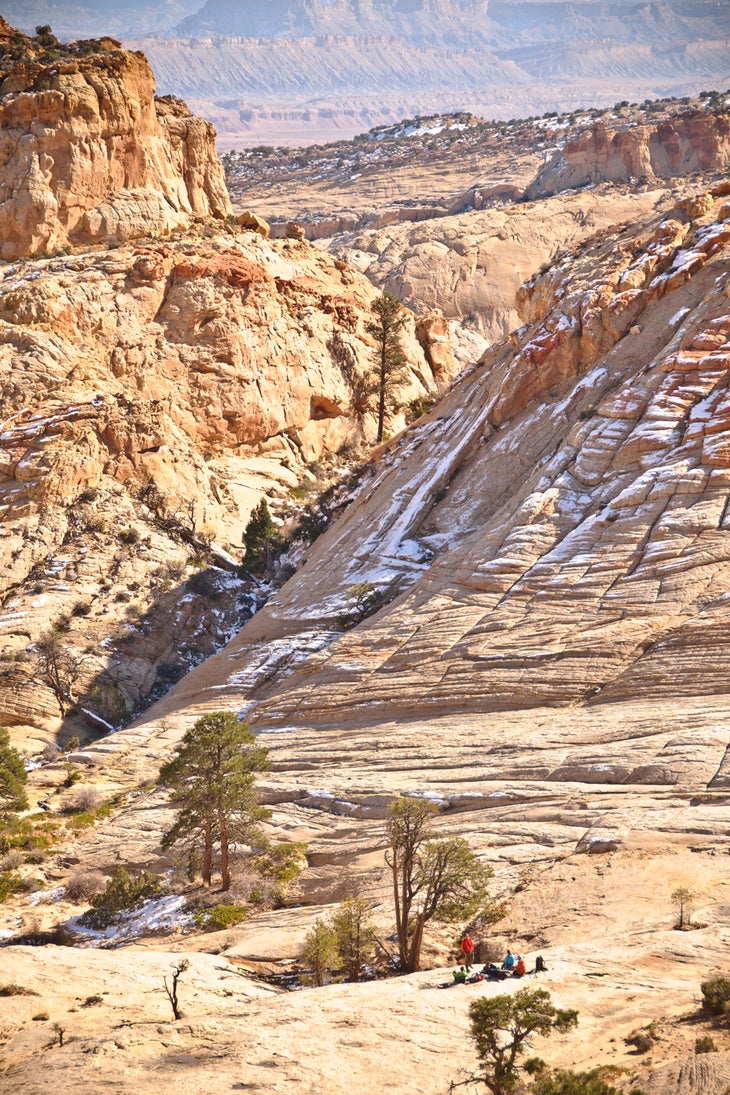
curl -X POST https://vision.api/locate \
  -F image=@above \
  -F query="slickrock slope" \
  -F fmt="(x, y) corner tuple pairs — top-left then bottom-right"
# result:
(329, 185), (676, 344)
(2, 918), (730, 1095)
(17, 186), (730, 877)
(527, 107), (730, 199)
(0, 22), (230, 259)
(47, 183), (730, 874)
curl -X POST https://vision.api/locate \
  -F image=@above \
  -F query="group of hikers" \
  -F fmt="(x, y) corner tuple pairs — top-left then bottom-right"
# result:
(449, 933), (547, 985)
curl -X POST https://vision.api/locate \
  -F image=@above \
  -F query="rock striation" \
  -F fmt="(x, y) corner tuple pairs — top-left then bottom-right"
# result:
(0, 22), (230, 259)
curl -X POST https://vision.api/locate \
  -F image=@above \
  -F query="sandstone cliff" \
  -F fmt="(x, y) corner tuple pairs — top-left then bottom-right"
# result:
(0, 229), (446, 742)
(0, 23), (230, 259)
(527, 107), (730, 199)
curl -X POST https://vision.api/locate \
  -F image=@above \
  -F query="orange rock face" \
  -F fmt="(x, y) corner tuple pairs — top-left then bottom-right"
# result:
(527, 109), (730, 198)
(0, 44), (230, 259)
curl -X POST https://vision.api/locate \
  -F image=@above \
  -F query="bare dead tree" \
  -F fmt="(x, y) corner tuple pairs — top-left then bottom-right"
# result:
(163, 959), (189, 1020)
(33, 628), (86, 716)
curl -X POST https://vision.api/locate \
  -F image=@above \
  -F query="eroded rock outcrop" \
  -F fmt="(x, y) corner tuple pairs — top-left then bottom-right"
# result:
(526, 108), (730, 199)
(0, 229), (446, 737)
(0, 23), (230, 259)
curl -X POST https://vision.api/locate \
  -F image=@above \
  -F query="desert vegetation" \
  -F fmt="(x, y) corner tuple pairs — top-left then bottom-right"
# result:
(159, 711), (270, 892)
(387, 797), (503, 973)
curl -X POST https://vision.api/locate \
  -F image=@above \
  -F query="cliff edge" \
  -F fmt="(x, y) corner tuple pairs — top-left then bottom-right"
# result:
(0, 19), (230, 259)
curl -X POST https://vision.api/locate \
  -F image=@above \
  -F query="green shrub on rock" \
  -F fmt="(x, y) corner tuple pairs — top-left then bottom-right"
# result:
(193, 904), (247, 931)
(701, 976), (730, 1016)
(79, 866), (161, 929)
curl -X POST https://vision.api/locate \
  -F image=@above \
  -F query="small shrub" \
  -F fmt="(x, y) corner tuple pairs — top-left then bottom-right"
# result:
(62, 736), (80, 753)
(80, 995), (103, 1007)
(531, 1067), (621, 1094)
(249, 841), (307, 902)
(407, 393), (437, 422)
(65, 870), (106, 902)
(78, 488), (99, 503)
(0, 850), (24, 871)
(193, 904), (248, 931)
(79, 866), (161, 928)
(71, 602), (91, 617)
(671, 886), (694, 929)
(0, 871), (30, 901)
(119, 528), (140, 545)
(701, 976), (730, 1016)
(695, 1035), (718, 1053)
(0, 983), (39, 996)
(65, 786), (101, 812)
(625, 1029), (654, 1054)
(60, 764), (82, 788)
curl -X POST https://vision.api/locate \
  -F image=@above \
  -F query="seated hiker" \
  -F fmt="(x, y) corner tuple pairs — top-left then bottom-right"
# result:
(502, 949), (516, 971)
(534, 955), (548, 974)
(513, 955), (526, 977)
(467, 971), (484, 984)
(452, 966), (467, 984)
(485, 964), (508, 981)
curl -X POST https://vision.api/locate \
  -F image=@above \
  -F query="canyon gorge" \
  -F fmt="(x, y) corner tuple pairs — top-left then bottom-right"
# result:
(0, 16), (730, 1095)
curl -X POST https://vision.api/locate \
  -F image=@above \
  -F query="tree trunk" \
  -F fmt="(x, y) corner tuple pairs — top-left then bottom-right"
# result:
(219, 811), (230, 891)
(392, 849), (408, 966)
(202, 822), (213, 886)
(377, 345), (387, 442)
(408, 914), (426, 973)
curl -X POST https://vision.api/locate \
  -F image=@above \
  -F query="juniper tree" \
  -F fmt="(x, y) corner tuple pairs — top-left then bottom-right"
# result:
(159, 711), (270, 891)
(33, 629), (86, 717)
(452, 988), (579, 1095)
(386, 797), (502, 972)
(365, 291), (409, 443)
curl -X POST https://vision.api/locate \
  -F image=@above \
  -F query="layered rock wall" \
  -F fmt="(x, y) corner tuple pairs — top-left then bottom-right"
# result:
(0, 38), (230, 258)
(527, 109), (730, 198)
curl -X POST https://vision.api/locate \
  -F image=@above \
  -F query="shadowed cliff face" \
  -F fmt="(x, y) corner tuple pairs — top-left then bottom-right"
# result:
(0, 24), (230, 259)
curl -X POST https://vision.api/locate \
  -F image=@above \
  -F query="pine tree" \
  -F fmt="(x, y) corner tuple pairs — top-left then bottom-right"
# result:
(365, 291), (409, 443)
(0, 728), (28, 814)
(302, 918), (339, 986)
(159, 711), (270, 891)
(241, 498), (278, 574)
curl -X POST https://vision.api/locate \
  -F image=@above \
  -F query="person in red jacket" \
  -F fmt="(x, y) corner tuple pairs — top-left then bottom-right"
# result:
(460, 931), (475, 971)
(514, 955), (527, 977)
